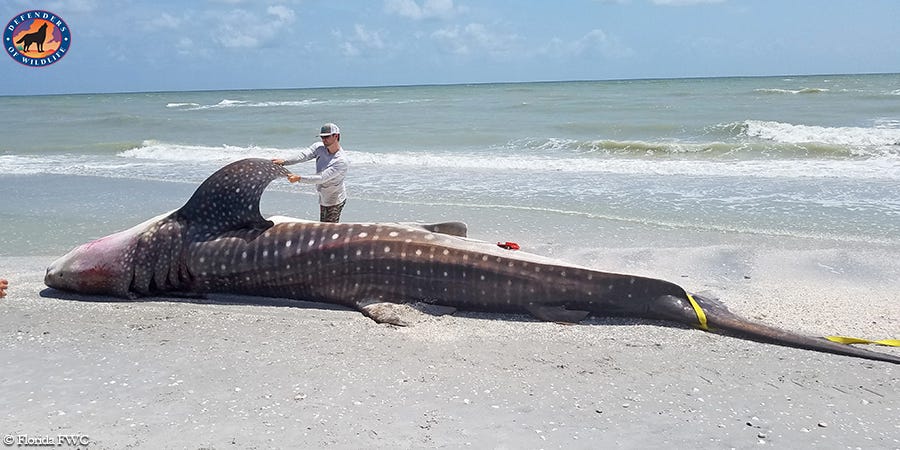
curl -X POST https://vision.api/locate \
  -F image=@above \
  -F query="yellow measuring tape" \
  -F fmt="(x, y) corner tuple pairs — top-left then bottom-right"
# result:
(685, 292), (708, 331)
(824, 336), (900, 347)
(685, 291), (898, 347)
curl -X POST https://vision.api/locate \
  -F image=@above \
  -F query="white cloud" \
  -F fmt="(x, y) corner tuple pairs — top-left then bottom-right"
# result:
(146, 13), (182, 30)
(340, 42), (360, 57)
(213, 6), (298, 49)
(575, 29), (634, 58)
(429, 23), (629, 63)
(176, 37), (208, 57)
(335, 24), (387, 57)
(267, 5), (295, 22)
(385, 0), (465, 20)
(540, 29), (633, 59)
(431, 23), (519, 57)
(431, 26), (468, 54)
(354, 24), (386, 50)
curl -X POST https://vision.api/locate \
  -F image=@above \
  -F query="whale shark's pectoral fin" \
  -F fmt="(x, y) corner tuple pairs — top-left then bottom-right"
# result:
(356, 300), (458, 326)
(357, 300), (412, 326)
(525, 305), (590, 324)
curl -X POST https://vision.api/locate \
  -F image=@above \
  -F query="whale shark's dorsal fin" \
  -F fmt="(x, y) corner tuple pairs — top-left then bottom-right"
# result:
(395, 221), (468, 237)
(419, 222), (468, 237)
(175, 158), (290, 237)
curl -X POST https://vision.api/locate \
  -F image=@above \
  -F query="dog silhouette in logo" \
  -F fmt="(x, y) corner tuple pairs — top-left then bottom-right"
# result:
(16, 23), (49, 53)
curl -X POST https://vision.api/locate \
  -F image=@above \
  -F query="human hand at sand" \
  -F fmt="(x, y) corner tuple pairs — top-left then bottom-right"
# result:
(0, 279), (8, 298)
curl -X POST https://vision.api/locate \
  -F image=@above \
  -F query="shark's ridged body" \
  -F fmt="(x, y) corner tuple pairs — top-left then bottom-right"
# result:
(45, 159), (900, 364)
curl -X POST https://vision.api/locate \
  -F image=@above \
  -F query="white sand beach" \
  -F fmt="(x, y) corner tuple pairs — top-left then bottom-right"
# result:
(2, 235), (898, 449)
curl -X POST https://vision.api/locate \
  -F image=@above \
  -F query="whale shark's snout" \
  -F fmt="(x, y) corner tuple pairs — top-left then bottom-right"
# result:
(45, 231), (138, 297)
(45, 212), (174, 298)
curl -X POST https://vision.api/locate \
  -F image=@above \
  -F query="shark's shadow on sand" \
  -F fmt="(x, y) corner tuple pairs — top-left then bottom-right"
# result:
(40, 288), (348, 312)
(39, 287), (667, 328)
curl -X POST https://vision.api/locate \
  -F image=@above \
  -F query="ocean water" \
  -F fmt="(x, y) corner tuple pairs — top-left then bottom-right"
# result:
(2, 74), (900, 257)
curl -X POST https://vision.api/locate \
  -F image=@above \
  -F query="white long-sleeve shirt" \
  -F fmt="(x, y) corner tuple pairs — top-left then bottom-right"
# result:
(283, 142), (349, 206)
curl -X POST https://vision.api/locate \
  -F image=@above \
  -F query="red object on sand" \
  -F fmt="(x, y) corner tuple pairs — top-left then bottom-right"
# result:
(497, 241), (520, 250)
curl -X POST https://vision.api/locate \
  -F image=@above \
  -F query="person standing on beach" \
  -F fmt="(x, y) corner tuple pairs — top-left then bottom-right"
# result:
(272, 123), (349, 223)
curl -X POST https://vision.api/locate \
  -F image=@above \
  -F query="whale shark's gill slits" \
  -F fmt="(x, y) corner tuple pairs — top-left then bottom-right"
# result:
(130, 227), (156, 295)
(153, 221), (179, 291)
(126, 216), (188, 295)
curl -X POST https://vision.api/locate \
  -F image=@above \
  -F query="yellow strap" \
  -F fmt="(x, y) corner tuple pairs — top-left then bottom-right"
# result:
(825, 336), (900, 347)
(686, 292), (708, 331)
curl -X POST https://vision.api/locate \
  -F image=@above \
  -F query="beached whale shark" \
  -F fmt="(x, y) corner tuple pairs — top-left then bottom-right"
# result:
(44, 158), (900, 364)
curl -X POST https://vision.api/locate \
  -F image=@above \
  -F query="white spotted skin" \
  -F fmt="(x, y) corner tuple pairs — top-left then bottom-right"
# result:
(185, 219), (685, 316)
(46, 158), (685, 319)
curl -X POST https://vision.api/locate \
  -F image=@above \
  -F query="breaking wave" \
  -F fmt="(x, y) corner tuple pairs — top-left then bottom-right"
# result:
(754, 87), (830, 95)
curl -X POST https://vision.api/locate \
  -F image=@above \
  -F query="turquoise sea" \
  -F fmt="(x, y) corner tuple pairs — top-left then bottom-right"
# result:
(2, 74), (899, 256)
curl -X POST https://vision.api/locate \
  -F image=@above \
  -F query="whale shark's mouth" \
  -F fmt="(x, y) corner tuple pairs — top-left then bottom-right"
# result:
(45, 258), (127, 295)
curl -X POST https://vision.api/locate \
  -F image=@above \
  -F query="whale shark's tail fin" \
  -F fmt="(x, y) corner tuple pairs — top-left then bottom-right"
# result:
(692, 294), (900, 364)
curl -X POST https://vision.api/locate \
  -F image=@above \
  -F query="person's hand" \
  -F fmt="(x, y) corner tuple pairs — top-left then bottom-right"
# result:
(287, 174), (301, 183)
(0, 279), (8, 298)
(272, 158), (285, 165)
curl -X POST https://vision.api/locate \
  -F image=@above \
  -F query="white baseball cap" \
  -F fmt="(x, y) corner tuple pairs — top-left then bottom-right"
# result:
(319, 123), (340, 136)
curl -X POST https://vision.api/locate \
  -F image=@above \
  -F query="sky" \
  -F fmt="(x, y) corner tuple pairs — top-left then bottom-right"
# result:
(2, 0), (899, 95)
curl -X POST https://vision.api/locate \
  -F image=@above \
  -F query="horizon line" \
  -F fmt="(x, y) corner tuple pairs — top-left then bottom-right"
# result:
(2, 71), (898, 98)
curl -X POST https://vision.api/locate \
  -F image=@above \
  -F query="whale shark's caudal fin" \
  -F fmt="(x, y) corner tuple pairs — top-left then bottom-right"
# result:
(653, 293), (900, 364)
(174, 158), (290, 238)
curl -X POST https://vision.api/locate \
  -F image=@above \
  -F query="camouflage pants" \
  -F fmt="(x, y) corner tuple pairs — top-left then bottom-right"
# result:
(320, 200), (346, 223)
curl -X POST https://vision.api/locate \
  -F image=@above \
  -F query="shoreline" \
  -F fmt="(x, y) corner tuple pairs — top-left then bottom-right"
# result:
(5, 172), (900, 257)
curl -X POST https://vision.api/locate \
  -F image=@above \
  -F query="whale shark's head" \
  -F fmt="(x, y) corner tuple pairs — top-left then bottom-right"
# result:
(45, 212), (171, 297)
(45, 158), (291, 298)
(45, 230), (138, 297)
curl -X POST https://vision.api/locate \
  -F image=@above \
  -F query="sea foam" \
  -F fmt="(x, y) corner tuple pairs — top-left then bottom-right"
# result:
(741, 120), (900, 156)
